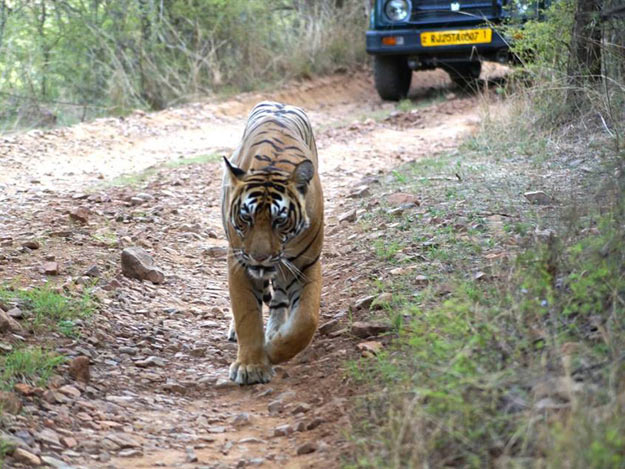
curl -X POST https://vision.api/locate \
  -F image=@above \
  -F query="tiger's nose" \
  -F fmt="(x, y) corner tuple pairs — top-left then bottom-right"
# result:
(252, 253), (271, 263)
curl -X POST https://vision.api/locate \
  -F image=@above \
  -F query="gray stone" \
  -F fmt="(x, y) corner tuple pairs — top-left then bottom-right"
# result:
(273, 424), (293, 437)
(267, 400), (283, 415)
(0, 310), (24, 333)
(7, 307), (25, 319)
(296, 442), (317, 455)
(40, 455), (75, 468)
(36, 428), (61, 447)
(118, 448), (143, 457)
(0, 391), (22, 414)
(186, 446), (198, 463)
(524, 191), (552, 205)
(13, 448), (42, 465)
(134, 356), (166, 368)
(203, 246), (228, 258)
(318, 319), (341, 335)
(351, 321), (391, 338)
(338, 209), (357, 223)
(121, 247), (165, 284)
(354, 295), (376, 310)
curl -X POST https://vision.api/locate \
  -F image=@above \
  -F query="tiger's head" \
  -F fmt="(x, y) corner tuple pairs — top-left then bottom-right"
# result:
(223, 157), (314, 281)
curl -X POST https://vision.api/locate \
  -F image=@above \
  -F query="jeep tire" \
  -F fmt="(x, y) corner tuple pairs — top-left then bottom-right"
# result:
(373, 55), (412, 101)
(443, 61), (482, 88)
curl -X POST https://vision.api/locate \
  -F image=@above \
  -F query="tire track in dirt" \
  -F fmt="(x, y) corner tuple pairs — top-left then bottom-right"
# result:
(0, 67), (502, 468)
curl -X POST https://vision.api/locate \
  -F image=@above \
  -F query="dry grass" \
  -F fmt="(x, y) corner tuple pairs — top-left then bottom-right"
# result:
(343, 88), (625, 468)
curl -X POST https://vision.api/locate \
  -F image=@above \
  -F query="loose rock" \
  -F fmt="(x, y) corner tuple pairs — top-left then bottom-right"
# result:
(0, 310), (24, 333)
(524, 190), (552, 205)
(292, 403), (311, 415)
(36, 428), (61, 447)
(273, 424), (293, 437)
(204, 246), (228, 258)
(134, 356), (166, 368)
(268, 400), (283, 415)
(40, 456), (74, 468)
(22, 240), (40, 250)
(296, 442), (317, 455)
(68, 356), (90, 383)
(386, 192), (420, 206)
(69, 206), (90, 223)
(354, 295), (376, 310)
(84, 265), (101, 277)
(371, 292), (393, 308)
(338, 209), (357, 223)
(0, 391), (22, 414)
(13, 448), (42, 466)
(318, 319), (341, 335)
(351, 321), (391, 338)
(121, 247), (165, 284)
(231, 412), (252, 427)
(186, 446), (198, 463)
(42, 261), (59, 275)
(357, 341), (384, 357)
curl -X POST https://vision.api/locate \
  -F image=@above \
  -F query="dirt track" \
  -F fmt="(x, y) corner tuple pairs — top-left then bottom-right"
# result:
(0, 65), (504, 468)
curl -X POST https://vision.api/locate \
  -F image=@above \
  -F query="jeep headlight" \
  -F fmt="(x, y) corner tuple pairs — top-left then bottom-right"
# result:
(384, 0), (411, 22)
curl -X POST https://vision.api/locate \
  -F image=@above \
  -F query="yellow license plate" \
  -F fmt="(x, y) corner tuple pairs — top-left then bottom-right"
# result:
(421, 28), (492, 47)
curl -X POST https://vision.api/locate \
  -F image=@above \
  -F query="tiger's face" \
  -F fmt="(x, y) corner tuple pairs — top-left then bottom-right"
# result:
(225, 159), (313, 281)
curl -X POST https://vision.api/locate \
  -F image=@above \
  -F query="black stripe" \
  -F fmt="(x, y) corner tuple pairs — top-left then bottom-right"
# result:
(300, 254), (320, 273)
(255, 154), (271, 162)
(288, 223), (322, 263)
(275, 159), (298, 166)
(251, 139), (283, 152)
(265, 118), (288, 129)
(270, 302), (289, 309)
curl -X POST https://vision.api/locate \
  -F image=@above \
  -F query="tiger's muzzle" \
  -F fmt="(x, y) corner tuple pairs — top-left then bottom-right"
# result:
(242, 253), (281, 281)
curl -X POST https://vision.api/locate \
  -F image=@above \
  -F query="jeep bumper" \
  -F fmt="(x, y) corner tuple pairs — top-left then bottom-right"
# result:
(366, 27), (510, 63)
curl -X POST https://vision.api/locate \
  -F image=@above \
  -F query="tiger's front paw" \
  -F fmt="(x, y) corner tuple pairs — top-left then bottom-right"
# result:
(229, 360), (274, 385)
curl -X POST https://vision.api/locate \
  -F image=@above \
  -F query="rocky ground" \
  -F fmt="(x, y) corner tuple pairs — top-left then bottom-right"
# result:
(0, 66), (505, 468)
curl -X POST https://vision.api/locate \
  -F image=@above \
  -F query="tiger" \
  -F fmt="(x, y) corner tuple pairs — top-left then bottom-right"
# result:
(221, 101), (324, 385)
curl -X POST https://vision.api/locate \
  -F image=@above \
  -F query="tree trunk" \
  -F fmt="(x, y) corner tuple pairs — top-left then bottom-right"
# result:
(566, 0), (603, 106)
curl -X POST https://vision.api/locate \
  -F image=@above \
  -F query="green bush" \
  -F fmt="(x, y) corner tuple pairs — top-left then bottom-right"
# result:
(0, 0), (368, 129)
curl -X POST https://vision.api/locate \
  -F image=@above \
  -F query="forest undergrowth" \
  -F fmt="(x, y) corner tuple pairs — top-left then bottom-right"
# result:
(344, 2), (625, 465)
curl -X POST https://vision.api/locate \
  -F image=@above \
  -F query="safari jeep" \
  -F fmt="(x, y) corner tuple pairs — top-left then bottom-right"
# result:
(366, 0), (546, 100)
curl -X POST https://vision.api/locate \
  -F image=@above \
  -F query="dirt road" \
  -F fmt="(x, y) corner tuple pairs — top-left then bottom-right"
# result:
(0, 66), (503, 468)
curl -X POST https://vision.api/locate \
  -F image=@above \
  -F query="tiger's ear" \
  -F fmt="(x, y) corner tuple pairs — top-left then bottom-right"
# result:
(291, 160), (314, 195)
(223, 156), (246, 183)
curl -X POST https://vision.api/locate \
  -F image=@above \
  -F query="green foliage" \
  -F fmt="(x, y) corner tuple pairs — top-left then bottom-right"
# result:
(0, 284), (95, 335)
(373, 239), (402, 262)
(165, 153), (221, 168)
(0, 347), (65, 391)
(0, 439), (11, 467)
(345, 109), (625, 467)
(507, 0), (575, 71)
(0, 0), (367, 129)
(549, 409), (625, 469)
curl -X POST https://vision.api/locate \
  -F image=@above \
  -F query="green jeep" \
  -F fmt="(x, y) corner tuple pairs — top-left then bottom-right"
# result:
(366, 0), (546, 100)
